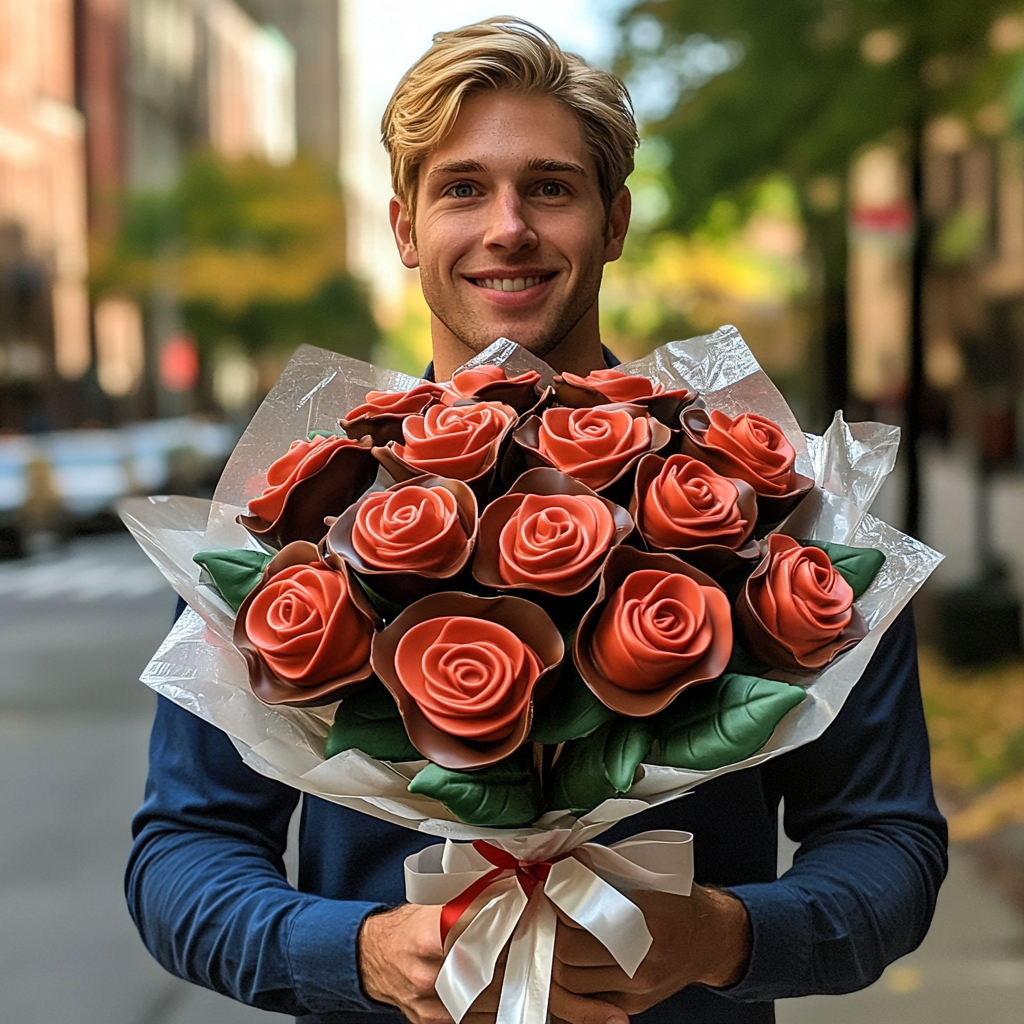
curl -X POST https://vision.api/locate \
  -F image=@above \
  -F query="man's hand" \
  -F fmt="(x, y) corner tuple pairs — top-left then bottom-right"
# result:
(550, 884), (751, 1021)
(357, 903), (503, 1024)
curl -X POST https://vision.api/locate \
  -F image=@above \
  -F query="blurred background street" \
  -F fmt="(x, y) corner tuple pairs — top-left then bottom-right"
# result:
(2, 0), (1024, 1021)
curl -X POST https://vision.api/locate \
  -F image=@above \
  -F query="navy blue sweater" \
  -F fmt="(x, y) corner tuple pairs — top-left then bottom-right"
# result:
(126, 602), (946, 1023)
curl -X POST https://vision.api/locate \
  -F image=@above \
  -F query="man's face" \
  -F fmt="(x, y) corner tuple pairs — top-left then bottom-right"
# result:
(390, 90), (629, 362)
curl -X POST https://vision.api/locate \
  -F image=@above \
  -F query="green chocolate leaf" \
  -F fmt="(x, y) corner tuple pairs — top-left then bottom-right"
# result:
(655, 674), (807, 772)
(408, 753), (542, 827)
(325, 683), (419, 761)
(803, 540), (886, 600)
(307, 429), (345, 440)
(193, 548), (273, 611)
(547, 718), (654, 815)
(353, 574), (405, 622)
(603, 717), (656, 793)
(530, 641), (617, 743)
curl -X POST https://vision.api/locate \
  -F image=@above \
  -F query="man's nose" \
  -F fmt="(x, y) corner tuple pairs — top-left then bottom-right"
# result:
(482, 189), (537, 251)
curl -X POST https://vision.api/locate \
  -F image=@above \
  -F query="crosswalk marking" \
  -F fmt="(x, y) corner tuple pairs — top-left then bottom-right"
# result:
(0, 544), (168, 602)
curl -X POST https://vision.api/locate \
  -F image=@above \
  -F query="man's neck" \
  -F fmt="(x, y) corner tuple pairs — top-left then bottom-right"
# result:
(429, 308), (607, 381)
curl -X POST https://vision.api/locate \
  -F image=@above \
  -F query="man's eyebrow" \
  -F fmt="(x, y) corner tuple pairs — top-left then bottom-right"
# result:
(426, 160), (486, 179)
(526, 158), (588, 176)
(426, 158), (588, 179)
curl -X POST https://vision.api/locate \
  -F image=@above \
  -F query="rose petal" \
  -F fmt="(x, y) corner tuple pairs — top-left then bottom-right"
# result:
(352, 485), (468, 573)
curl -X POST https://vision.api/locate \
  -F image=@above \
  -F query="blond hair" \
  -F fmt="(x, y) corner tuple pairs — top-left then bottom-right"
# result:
(382, 17), (638, 224)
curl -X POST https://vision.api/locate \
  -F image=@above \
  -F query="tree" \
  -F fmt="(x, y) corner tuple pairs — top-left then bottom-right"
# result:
(615, 0), (1018, 532)
(92, 154), (379, 366)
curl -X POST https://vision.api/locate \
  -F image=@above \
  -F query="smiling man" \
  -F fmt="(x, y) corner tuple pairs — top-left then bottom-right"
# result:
(126, 17), (946, 1024)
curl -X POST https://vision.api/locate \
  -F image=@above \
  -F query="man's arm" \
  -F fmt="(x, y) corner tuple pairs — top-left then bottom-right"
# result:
(551, 605), (948, 1014)
(126, 694), (388, 1017)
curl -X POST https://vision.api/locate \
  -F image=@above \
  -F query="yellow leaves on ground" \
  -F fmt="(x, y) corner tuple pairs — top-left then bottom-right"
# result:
(919, 646), (1024, 838)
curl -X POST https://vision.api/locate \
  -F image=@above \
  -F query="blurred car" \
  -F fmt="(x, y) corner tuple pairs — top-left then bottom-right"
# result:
(0, 418), (240, 556)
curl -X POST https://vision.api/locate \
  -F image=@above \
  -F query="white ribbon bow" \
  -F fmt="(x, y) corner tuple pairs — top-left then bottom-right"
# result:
(404, 829), (694, 1024)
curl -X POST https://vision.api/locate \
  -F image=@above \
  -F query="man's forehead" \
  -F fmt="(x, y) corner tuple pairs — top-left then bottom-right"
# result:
(419, 91), (594, 180)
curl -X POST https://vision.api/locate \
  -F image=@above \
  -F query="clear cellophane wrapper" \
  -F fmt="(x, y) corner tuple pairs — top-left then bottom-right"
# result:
(121, 325), (942, 846)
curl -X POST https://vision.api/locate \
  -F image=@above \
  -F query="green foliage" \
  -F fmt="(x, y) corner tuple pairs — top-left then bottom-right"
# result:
(94, 153), (379, 364)
(529, 641), (618, 743)
(803, 540), (886, 598)
(408, 754), (544, 827)
(654, 673), (807, 771)
(181, 274), (378, 362)
(326, 684), (419, 762)
(193, 548), (272, 610)
(547, 718), (655, 814)
(617, 0), (1013, 230)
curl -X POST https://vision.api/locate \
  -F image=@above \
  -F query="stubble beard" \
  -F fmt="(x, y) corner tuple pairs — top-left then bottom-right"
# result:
(419, 256), (606, 361)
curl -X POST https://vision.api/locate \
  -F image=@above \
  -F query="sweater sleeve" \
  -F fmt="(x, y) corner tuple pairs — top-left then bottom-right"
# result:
(723, 605), (949, 1001)
(125, 691), (387, 1016)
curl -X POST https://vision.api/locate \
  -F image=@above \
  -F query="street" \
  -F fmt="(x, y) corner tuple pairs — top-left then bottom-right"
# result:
(0, 532), (1021, 1023)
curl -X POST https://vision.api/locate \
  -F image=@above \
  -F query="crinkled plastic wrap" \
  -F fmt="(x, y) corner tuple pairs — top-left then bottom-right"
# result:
(120, 326), (942, 842)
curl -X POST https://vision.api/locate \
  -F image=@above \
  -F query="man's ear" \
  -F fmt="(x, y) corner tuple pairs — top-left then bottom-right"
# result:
(390, 197), (419, 269)
(603, 187), (631, 264)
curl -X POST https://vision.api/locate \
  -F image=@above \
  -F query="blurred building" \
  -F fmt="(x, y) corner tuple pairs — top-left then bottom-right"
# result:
(0, 0), (90, 430)
(0, 0), (339, 431)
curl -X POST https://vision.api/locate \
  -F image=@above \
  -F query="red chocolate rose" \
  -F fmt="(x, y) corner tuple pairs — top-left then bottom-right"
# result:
(559, 368), (661, 404)
(380, 401), (517, 483)
(499, 494), (614, 589)
(593, 571), (720, 688)
(736, 534), (866, 671)
(634, 452), (757, 557)
(553, 369), (694, 428)
(371, 592), (563, 769)
(248, 435), (356, 523)
(396, 617), (541, 742)
(341, 384), (443, 445)
(324, 475), (478, 606)
(352, 484), (468, 573)
(234, 541), (378, 706)
(683, 408), (796, 496)
(445, 365), (541, 398)
(472, 468), (633, 598)
(515, 405), (670, 492)
(237, 434), (377, 549)
(343, 383), (443, 422)
(575, 547), (732, 716)
(679, 406), (813, 525)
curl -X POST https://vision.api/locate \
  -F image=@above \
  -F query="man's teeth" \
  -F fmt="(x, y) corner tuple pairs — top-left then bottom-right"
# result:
(478, 276), (542, 292)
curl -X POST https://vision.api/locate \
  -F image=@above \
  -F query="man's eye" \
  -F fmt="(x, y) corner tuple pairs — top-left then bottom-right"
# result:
(540, 182), (565, 197)
(448, 184), (474, 198)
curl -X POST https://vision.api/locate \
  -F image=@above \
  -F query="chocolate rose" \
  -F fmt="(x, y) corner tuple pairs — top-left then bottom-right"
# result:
(237, 434), (378, 549)
(234, 541), (379, 706)
(324, 475), (478, 605)
(472, 467), (632, 598)
(553, 369), (694, 427)
(679, 407), (813, 525)
(373, 401), (517, 495)
(340, 383), (444, 446)
(575, 547), (732, 716)
(514, 404), (670, 494)
(631, 454), (760, 574)
(735, 534), (867, 672)
(441, 365), (543, 412)
(371, 592), (563, 769)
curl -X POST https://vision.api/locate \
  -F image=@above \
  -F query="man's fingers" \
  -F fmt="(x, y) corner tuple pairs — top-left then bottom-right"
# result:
(549, 980), (629, 1024)
(554, 924), (618, 968)
(552, 960), (630, 995)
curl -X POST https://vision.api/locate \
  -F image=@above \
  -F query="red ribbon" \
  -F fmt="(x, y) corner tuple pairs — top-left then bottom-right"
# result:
(439, 841), (565, 944)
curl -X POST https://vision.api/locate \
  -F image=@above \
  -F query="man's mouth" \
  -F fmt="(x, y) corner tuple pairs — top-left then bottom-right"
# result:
(468, 273), (555, 293)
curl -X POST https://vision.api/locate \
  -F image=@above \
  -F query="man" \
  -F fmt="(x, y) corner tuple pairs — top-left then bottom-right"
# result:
(127, 18), (947, 1024)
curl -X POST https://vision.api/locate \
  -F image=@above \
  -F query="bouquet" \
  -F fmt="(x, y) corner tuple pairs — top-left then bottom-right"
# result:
(121, 325), (941, 1024)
